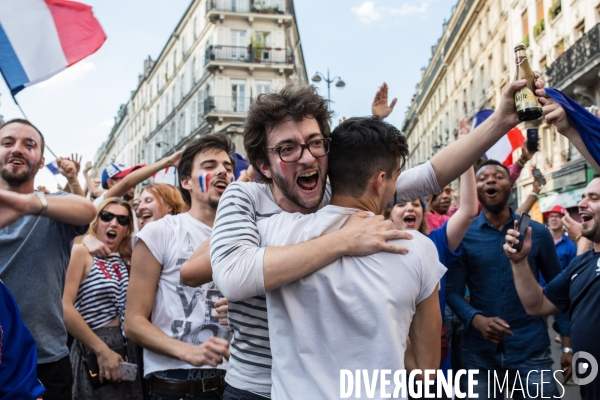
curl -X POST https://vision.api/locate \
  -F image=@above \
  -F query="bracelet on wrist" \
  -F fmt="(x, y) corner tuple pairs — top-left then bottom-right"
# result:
(528, 192), (539, 198)
(562, 347), (573, 354)
(517, 158), (527, 168)
(575, 234), (583, 242)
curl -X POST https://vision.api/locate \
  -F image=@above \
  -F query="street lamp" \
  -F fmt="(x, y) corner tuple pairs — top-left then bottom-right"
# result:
(311, 69), (345, 102)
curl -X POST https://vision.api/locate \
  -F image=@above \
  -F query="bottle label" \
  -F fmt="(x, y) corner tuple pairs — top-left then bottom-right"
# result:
(515, 87), (540, 111)
(515, 49), (527, 65)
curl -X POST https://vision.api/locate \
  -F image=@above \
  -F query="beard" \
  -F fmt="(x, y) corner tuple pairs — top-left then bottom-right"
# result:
(1, 162), (34, 186)
(479, 194), (510, 214)
(271, 171), (325, 210)
(208, 194), (220, 210)
(582, 218), (600, 242)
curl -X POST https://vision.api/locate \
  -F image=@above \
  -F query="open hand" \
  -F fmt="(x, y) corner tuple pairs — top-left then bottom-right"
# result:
(372, 82), (397, 119)
(84, 161), (93, 174)
(167, 150), (184, 167)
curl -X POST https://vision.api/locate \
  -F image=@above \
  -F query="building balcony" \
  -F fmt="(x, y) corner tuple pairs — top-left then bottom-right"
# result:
(203, 96), (252, 120)
(546, 23), (600, 92)
(204, 45), (294, 72)
(206, 0), (287, 14)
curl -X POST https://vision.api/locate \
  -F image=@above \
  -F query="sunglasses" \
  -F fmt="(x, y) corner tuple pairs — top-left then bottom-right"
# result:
(99, 211), (131, 226)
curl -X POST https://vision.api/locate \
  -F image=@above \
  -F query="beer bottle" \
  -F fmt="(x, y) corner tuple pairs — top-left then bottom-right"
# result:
(514, 43), (542, 121)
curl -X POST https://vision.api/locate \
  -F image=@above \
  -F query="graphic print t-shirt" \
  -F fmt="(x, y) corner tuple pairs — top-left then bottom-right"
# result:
(134, 213), (230, 377)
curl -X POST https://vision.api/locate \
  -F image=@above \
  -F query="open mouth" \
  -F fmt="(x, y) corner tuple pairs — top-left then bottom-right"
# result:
(484, 187), (499, 198)
(8, 158), (26, 166)
(581, 212), (594, 226)
(404, 215), (417, 228)
(106, 230), (117, 241)
(297, 170), (319, 192)
(213, 180), (229, 194)
(139, 211), (153, 222)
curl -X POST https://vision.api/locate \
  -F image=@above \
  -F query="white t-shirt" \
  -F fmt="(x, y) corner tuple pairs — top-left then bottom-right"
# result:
(258, 205), (447, 400)
(210, 161), (440, 395)
(134, 213), (230, 377)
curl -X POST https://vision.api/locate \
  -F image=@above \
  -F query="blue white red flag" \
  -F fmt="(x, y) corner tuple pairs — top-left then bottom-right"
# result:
(473, 109), (524, 166)
(0, 0), (106, 95)
(46, 160), (60, 175)
(545, 88), (600, 168)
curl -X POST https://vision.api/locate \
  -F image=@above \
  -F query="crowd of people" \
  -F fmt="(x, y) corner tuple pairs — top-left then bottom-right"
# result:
(1, 74), (599, 400)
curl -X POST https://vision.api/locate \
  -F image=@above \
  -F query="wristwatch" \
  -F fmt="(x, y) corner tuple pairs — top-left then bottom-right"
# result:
(562, 347), (573, 354)
(35, 191), (48, 214)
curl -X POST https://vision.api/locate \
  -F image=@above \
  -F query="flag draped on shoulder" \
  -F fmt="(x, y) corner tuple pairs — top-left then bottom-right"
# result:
(545, 88), (600, 168)
(0, 0), (106, 95)
(472, 109), (524, 166)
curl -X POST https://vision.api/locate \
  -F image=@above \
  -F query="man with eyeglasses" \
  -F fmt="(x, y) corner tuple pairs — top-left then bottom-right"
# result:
(124, 133), (235, 399)
(180, 78), (546, 399)
(0, 119), (96, 400)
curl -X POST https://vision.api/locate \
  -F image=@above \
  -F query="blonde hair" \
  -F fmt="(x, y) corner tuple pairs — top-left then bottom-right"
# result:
(86, 197), (134, 261)
(141, 183), (186, 216)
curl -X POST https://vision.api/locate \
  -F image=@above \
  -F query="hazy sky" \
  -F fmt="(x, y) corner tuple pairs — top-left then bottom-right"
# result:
(0, 0), (455, 189)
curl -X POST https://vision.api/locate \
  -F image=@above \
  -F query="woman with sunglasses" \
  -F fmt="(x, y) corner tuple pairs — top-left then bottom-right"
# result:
(62, 197), (143, 399)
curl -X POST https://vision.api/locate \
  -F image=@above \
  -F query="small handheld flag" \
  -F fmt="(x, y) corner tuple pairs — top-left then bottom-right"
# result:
(46, 159), (60, 175)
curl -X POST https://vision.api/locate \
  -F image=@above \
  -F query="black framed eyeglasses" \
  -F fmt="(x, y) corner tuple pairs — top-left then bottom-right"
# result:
(99, 211), (131, 226)
(266, 138), (332, 163)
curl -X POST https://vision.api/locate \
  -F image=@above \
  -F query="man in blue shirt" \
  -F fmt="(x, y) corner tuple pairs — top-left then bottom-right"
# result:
(446, 160), (565, 398)
(503, 175), (600, 400)
(544, 205), (577, 272)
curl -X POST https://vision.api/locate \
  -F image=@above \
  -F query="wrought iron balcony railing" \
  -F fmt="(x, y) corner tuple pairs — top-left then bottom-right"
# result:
(546, 23), (600, 88)
(203, 96), (252, 115)
(206, 0), (286, 14)
(205, 45), (294, 66)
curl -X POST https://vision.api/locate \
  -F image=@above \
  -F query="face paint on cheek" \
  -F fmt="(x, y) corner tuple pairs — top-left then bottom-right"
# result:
(199, 173), (211, 193)
(230, 175), (234, 183)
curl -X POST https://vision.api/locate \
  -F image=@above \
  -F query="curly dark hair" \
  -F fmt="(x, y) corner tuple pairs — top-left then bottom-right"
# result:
(243, 84), (333, 183)
(178, 133), (236, 206)
(329, 116), (408, 197)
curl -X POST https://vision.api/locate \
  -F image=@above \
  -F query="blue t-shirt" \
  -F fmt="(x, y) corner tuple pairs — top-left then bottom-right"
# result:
(0, 280), (45, 399)
(544, 251), (600, 400)
(427, 221), (462, 318)
(428, 221), (462, 374)
(0, 192), (88, 363)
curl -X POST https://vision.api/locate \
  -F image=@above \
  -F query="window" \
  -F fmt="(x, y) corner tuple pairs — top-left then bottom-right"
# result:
(256, 81), (271, 95)
(190, 100), (197, 131)
(231, 80), (247, 112)
(231, 30), (247, 60)
(193, 17), (197, 39)
(522, 10), (529, 38)
(178, 112), (186, 142)
(575, 21), (585, 39)
(536, 0), (544, 21)
(254, 32), (272, 61)
(556, 39), (565, 57)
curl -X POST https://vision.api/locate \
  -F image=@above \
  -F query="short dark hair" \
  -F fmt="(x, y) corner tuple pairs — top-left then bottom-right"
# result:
(178, 133), (236, 206)
(328, 117), (408, 197)
(593, 173), (600, 180)
(0, 118), (45, 157)
(243, 84), (333, 183)
(476, 159), (510, 178)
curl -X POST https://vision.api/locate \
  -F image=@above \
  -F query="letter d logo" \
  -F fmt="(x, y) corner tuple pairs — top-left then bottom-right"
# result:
(573, 351), (598, 386)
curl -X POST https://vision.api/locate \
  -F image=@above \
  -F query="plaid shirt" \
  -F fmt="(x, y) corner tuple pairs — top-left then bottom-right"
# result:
(446, 209), (565, 363)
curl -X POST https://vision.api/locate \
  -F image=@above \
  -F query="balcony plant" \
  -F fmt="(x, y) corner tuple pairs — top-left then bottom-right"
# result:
(250, 34), (265, 63)
(534, 17), (545, 38)
(549, 0), (562, 21)
(523, 34), (530, 47)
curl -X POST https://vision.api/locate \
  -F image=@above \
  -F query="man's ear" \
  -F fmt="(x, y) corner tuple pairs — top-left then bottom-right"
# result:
(180, 176), (193, 192)
(38, 156), (45, 169)
(107, 179), (116, 189)
(374, 171), (386, 195)
(256, 160), (272, 179)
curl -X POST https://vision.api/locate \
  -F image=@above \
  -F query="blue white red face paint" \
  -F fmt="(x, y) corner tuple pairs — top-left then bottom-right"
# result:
(199, 173), (211, 193)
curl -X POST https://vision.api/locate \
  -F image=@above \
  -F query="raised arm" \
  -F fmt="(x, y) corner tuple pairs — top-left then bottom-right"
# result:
(446, 119), (478, 251)
(541, 95), (600, 172)
(103, 150), (183, 199)
(372, 82), (397, 119)
(124, 239), (229, 367)
(431, 77), (545, 188)
(57, 158), (85, 197)
(503, 225), (562, 316)
(209, 183), (411, 300)
(83, 161), (105, 198)
(516, 179), (541, 215)
(0, 189), (96, 228)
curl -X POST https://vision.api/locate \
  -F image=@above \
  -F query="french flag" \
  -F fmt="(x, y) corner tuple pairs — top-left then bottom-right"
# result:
(473, 109), (524, 166)
(0, 0), (106, 96)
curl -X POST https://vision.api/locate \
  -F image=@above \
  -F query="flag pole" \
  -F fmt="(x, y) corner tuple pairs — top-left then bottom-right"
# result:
(11, 94), (59, 159)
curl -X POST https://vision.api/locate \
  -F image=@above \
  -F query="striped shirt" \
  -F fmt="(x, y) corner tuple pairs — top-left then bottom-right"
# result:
(74, 254), (129, 331)
(210, 161), (439, 395)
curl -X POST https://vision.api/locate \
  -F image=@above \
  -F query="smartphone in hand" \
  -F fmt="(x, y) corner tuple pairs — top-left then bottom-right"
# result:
(527, 128), (539, 153)
(512, 213), (531, 252)
(119, 362), (138, 382)
(532, 168), (546, 186)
